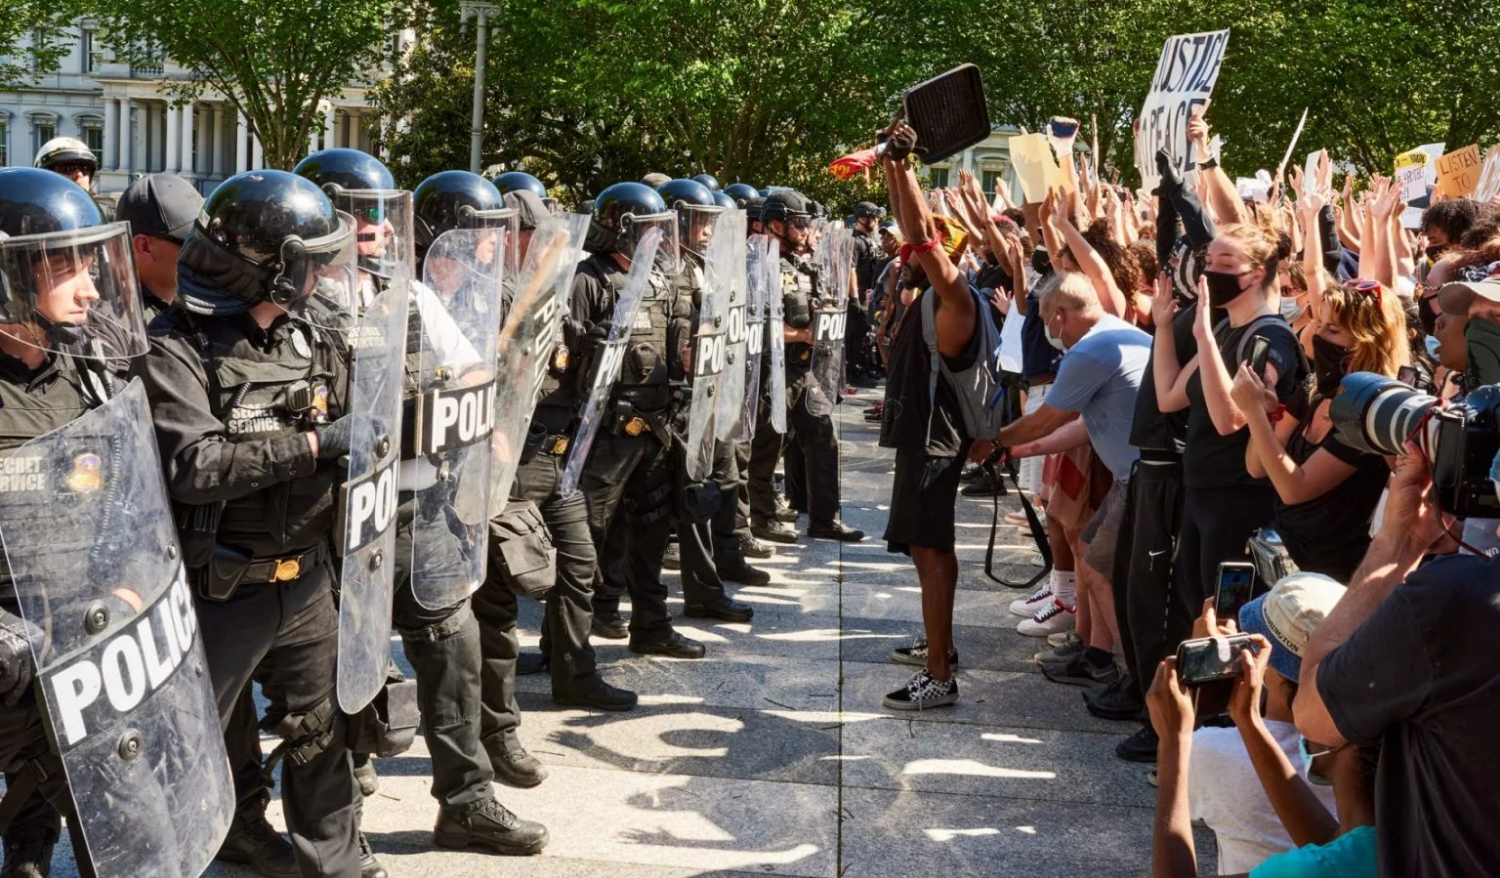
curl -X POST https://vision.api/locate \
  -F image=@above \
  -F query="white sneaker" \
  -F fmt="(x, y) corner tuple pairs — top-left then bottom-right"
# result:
(1008, 586), (1054, 618)
(1017, 599), (1076, 637)
(882, 669), (959, 711)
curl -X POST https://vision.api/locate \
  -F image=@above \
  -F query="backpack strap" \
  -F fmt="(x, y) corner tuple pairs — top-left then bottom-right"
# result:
(920, 289), (940, 447)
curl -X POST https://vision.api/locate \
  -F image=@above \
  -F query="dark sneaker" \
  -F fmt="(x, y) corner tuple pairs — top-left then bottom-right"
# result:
(662, 541), (681, 570)
(489, 744), (549, 788)
(214, 794), (299, 878)
(882, 669), (959, 711)
(890, 636), (959, 668)
(719, 556), (771, 585)
(629, 630), (707, 659)
(1, 837), (55, 878)
(1040, 649), (1119, 688)
(435, 797), (549, 856)
(751, 519), (798, 544)
(684, 597), (755, 623)
(554, 676), (638, 712)
(961, 470), (1005, 496)
(807, 519), (865, 542)
(959, 464), (983, 483)
(1116, 724), (1160, 764)
(1084, 673), (1145, 721)
(358, 832), (388, 878)
(516, 650), (549, 676)
(352, 753), (379, 797)
(591, 611), (628, 640)
(738, 533), (775, 559)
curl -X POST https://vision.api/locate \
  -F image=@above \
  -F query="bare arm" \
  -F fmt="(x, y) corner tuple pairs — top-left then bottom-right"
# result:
(996, 402), (1079, 448)
(1009, 417), (1089, 458)
(1238, 383), (1364, 503)
(1048, 189), (1128, 318)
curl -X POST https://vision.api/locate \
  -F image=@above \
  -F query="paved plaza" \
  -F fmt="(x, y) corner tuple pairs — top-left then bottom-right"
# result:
(41, 385), (1215, 877)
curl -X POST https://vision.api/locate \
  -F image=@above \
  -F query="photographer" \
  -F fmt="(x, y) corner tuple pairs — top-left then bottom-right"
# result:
(1294, 433), (1500, 874)
(1232, 280), (1406, 581)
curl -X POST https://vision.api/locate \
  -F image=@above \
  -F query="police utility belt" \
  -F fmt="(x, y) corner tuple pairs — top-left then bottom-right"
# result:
(197, 543), (326, 601)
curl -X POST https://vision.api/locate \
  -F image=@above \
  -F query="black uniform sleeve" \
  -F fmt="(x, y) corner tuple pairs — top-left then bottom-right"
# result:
(136, 335), (317, 506)
(1318, 204), (1343, 278)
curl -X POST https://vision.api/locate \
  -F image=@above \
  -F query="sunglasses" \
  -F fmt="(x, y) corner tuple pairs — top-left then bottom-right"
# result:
(1342, 278), (1383, 302)
(52, 162), (93, 175)
(788, 217), (813, 230)
(357, 206), (388, 224)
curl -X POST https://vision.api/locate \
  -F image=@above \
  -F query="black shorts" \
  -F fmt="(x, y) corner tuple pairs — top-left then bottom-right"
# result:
(884, 444), (971, 556)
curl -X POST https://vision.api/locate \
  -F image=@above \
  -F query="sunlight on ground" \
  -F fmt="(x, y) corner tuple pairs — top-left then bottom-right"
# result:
(903, 759), (1056, 780)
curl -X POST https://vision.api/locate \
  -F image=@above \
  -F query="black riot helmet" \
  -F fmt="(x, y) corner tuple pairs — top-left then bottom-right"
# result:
(745, 196), (766, 224)
(724, 183), (758, 208)
(692, 173), (722, 192)
(0, 167), (150, 359)
(657, 178), (724, 262)
(587, 181), (679, 273)
(412, 170), (516, 259)
(761, 189), (815, 248)
(177, 169), (356, 321)
(491, 170), (547, 199)
(293, 148), (411, 280)
(711, 190), (736, 211)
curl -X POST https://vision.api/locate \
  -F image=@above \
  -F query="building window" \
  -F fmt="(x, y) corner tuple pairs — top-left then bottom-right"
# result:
(30, 29), (47, 72)
(82, 125), (104, 164)
(33, 122), (55, 155)
(81, 28), (103, 73)
(0, 122), (8, 167)
(927, 167), (950, 189)
(981, 170), (1003, 201)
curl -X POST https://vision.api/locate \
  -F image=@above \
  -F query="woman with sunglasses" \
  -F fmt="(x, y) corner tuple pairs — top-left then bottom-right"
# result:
(1231, 279), (1407, 581)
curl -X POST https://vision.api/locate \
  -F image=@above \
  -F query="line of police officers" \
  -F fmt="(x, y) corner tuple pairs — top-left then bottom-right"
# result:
(0, 147), (863, 878)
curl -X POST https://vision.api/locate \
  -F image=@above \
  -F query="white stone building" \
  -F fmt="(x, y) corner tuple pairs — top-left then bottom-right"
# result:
(0, 18), (383, 195)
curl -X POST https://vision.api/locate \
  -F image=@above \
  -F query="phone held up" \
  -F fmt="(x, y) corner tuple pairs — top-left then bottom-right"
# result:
(1214, 561), (1256, 625)
(1176, 633), (1259, 687)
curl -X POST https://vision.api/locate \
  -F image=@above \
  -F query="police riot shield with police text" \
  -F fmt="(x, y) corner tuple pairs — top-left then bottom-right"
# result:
(737, 234), (771, 439)
(411, 228), (504, 610)
(335, 276), (408, 713)
(764, 236), (788, 434)
(489, 212), (590, 517)
(806, 227), (855, 417)
(557, 227), (665, 499)
(683, 212), (738, 480)
(0, 380), (233, 878)
(713, 212), (751, 444)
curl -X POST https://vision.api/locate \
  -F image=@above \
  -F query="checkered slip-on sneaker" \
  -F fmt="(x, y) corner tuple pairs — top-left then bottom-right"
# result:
(890, 637), (960, 668)
(882, 669), (959, 711)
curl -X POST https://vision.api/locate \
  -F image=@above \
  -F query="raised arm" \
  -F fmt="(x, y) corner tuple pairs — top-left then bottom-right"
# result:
(1048, 188), (1128, 318)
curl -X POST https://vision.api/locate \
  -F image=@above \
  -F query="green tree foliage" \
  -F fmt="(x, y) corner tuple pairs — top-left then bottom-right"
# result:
(89, 0), (411, 169)
(1, 3), (73, 88)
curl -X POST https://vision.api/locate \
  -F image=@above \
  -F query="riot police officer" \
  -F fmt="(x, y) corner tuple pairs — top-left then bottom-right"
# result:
(0, 168), (194, 878)
(575, 182), (705, 658)
(33, 136), (114, 221)
(751, 190), (863, 543)
(724, 183), (759, 210)
(491, 169), (559, 214)
(692, 173), (721, 192)
(294, 154), (550, 856)
(481, 188), (640, 711)
(655, 178), (760, 620)
(136, 170), (364, 877)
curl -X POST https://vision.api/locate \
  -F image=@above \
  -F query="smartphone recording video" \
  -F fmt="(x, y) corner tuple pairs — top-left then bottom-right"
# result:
(1214, 561), (1256, 625)
(1176, 634), (1258, 687)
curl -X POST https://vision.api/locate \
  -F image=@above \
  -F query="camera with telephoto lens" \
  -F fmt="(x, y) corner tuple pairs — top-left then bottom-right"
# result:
(1330, 372), (1500, 518)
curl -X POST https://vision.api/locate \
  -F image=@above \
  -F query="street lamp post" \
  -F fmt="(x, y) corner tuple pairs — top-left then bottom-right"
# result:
(459, 1), (499, 175)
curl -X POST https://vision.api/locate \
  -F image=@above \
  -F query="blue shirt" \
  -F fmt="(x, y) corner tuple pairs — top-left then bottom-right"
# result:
(1250, 825), (1377, 878)
(1045, 315), (1151, 481)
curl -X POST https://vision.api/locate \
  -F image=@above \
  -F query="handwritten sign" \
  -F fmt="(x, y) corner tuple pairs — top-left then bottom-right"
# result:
(1133, 29), (1231, 190)
(1436, 144), (1482, 198)
(1475, 146), (1500, 204)
(1394, 149), (1431, 202)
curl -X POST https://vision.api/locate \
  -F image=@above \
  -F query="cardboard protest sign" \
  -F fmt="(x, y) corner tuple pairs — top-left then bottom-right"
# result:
(1133, 29), (1231, 190)
(1236, 176), (1270, 203)
(1009, 133), (1062, 203)
(1436, 144), (1482, 198)
(1475, 146), (1500, 204)
(1394, 149), (1431, 202)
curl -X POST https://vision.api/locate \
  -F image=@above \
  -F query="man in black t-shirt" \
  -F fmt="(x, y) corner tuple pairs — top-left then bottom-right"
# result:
(874, 123), (979, 714)
(1297, 451), (1500, 878)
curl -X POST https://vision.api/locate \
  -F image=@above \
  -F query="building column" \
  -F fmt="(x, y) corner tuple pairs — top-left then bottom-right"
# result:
(195, 103), (211, 175)
(164, 104), (181, 174)
(140, 103), (154, 173)
(235, 111), (248, 173)
(211, 104), (225, 177)
(307, 126), (319, 156)
(251, 132), (263, 170)
(117, 99), (132, 177)
(324, 107), (338, 150)
(102, 100), (118, 171)
(181, 103), (197, 175)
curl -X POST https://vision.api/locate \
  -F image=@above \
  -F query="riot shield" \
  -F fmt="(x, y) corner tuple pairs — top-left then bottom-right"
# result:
(713, 212), (751, 443)
(0, 380), (233, 878)
(489, 212), (591, 517)
(764, 236), (788, 434)
(683, 213), (738, 481)
(557, 227), (665, 499)
(806, 227), (854, 417)
(410, 228), (504, 610)
(335, 277), (407, 713)
(738, 234), (771, 439)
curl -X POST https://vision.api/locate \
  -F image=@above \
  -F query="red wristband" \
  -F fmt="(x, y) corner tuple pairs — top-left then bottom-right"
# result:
(1267, 404), (1287, 424)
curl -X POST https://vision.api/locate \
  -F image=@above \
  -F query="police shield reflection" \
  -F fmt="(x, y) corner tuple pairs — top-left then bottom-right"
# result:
(806, 225), (855, 417)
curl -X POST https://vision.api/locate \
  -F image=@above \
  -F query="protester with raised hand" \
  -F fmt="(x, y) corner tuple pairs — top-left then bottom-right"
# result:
(1043, 187), (1129, 319)
(1232, 279), (1405, 581)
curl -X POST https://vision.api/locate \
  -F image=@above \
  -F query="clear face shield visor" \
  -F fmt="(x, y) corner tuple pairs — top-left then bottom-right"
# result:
(0, 222), (148, 360)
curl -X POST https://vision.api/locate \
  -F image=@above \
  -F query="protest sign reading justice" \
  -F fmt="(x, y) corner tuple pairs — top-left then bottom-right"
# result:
(1134, 29), (1231, 190)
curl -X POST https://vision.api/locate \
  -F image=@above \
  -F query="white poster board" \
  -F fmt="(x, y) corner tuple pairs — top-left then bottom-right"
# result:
(1133, 29), (1231, 190)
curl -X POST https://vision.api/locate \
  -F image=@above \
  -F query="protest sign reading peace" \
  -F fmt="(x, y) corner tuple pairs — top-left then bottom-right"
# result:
(1133, 29), (1231, 190)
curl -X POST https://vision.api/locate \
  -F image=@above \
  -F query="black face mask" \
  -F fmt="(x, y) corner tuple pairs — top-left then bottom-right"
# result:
(1312, 334), (1350, 398)
(1203, 269), (1253, 308)
(1426, 243), (1450, 262)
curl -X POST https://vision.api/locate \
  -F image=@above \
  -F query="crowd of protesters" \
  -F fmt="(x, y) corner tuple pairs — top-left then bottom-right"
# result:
(866, 110), (1500, 877)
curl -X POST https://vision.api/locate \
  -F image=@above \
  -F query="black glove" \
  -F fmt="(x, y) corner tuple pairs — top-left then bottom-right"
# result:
(884, 127), (917, 162)
(1153, 148), (1182, 198)
(0, 611), (38, 707)
(313, 413), (381, 461)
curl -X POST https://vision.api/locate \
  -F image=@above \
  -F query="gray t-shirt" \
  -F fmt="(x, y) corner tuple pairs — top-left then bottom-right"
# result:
(1046, 314), (1150, 481)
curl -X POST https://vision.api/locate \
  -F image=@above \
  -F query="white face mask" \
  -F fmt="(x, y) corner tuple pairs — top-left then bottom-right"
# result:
(1044, 312), (1068, 352)
(1279, 296), (1304, 322)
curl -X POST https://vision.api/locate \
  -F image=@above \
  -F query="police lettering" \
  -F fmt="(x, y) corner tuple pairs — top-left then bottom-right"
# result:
(45, 567), (197, 751)
(726, 306), (747, 346)
(527, 294), (565, 404)
(694, 331), (726, 379)
(426, 379), (497, 453)
(227, 404), (286, 436)
(592, 341), (627, 394)
(345, 459), (398, 553)
(814, 310), (847, 343)
(0, 455), (44, 493)
(746, 321), (764, 357)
